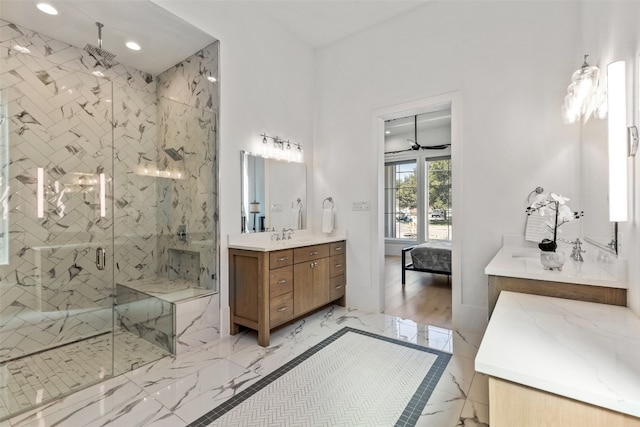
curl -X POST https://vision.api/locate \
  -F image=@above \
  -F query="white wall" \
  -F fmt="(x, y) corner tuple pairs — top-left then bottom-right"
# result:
(313, 1), (584, 333)
(582, 1), (640, 316)
(152, 1), (315, 333)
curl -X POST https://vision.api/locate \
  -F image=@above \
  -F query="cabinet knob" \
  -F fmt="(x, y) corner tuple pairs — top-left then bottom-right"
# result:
(277, 257), (289, 262)
(334, 264), (343, 268)
(335, 246), (343, 251)
(277, 306), (288, 312)
(309, 251), (318, 256)
(335, 285), (342, 290)
(277, 279), (288, 284)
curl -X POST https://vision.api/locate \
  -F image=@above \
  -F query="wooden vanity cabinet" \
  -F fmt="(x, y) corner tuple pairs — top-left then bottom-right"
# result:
(488, 275), (627, 318)
(229, 240), (346, 347)
(329, 241), (346, 303)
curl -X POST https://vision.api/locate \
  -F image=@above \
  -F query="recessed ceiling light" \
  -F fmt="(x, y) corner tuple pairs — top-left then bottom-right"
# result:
(36, 3), (58, 15)
(125, 41), (141, 51)
(207, 76), (217, 83)
(385, 130), (391, 135)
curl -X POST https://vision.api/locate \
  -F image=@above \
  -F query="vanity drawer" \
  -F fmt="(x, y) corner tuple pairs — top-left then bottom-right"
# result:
(270, 267), (293, 297)
(270, 292), (294, 327)
(330, 241), (345, 256)
(329, 275), (346, 301)
(294, 244), (329, 264)
(270, 250), (293, 269)
(329, 254), (346, 278)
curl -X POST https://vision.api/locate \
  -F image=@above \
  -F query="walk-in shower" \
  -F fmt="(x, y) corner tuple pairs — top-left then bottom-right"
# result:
(0, 2), (220, 421)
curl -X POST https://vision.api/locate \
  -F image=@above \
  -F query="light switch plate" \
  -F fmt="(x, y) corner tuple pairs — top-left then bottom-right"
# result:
(352, 201), (370, 211)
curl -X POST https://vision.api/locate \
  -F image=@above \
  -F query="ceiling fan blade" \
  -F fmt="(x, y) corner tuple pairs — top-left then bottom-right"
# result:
(419, 144), (451, 150)
(384, 148), (412, 154)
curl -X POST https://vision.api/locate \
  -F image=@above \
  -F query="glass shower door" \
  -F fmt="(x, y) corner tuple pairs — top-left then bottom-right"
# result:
(0, 60), (116, 420)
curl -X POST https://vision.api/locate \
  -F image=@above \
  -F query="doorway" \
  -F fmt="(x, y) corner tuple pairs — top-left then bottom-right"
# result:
(374, 93), (461, 331)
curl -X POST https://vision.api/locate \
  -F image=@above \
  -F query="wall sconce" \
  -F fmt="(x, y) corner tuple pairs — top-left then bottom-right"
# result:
(562, 54), (605, 124)
(260, 133), (303, 162)
(607, 60), (628, 222)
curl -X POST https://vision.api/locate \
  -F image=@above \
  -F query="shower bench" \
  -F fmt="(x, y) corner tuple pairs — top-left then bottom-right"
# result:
(116, 278), (217, 355)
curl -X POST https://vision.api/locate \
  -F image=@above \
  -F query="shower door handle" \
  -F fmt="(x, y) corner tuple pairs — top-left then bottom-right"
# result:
(96, 247), (106, 270)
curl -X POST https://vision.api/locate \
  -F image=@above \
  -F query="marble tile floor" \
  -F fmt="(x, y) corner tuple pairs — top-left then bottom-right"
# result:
(3, 305), (489, 427)
(1, 329), (170, 422)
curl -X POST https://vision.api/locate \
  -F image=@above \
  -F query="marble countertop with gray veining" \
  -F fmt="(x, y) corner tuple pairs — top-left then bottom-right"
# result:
(228, 229), (347, 251)
(475, 291), (640, 418)
(485, 235), (627, 288)
(118, 277), (214, 303)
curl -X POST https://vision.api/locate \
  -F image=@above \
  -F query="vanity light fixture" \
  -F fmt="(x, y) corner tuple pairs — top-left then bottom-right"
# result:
(125, 41), (141, 51)
(260, 133), (303, 162)
(607, 60), (628, 222)
(36, 3), (58, 15)
(562, 54), (603, 124)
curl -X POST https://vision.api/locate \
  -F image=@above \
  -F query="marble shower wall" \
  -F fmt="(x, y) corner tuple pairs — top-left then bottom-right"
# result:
(156, 42), (219, 293)
(0, 19), (220, 364)
(0, 19), (159, 362)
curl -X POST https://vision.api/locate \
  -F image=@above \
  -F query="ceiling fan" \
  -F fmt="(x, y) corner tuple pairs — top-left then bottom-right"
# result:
(384, 114), (451, 154)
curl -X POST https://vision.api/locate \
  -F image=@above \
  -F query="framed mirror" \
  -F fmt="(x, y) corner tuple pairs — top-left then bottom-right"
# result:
(241, 151), (306, 233)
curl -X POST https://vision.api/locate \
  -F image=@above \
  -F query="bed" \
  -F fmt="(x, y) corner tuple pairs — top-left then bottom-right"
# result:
(401, 240), (452, 286)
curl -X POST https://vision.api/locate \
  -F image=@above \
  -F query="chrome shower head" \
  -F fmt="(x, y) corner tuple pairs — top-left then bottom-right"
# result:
(83, 22), (116, 61)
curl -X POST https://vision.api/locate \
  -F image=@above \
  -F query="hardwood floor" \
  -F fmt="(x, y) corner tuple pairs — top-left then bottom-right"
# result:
(383, 255), (453, 330)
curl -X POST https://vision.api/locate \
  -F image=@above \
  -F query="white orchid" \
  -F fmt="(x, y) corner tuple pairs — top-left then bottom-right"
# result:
(526, 190), (583, 250)
(550, 193), (570, 205)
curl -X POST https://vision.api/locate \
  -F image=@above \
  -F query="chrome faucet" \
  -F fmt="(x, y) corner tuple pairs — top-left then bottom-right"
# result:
(282, 228), (294, 240)
(570, 238), (585, 262)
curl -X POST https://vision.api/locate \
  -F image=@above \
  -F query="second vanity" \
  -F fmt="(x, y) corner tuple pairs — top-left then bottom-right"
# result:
(485, 236), (628, 317)
(228, 232), (347, 346)
(478, 236), (638, 426)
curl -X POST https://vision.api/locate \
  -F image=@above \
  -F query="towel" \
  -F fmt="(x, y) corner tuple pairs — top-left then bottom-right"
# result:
(525, 214), (550, 243)
(322, 208), (334, 233)
(291, 208), (301, 230)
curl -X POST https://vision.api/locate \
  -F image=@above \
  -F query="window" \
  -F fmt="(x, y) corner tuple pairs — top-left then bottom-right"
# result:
(426, 158), (452, 240)
(384, 160), (417, 239)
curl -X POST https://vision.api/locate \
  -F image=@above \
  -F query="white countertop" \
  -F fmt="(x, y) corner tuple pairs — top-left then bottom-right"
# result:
(228, 229), (347, 252)
(485, 238), (627, 289)
(475, 291), (640, 418)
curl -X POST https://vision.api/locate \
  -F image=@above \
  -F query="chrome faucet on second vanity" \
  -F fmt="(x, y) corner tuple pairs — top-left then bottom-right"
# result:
(570, 238), (585, 262)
